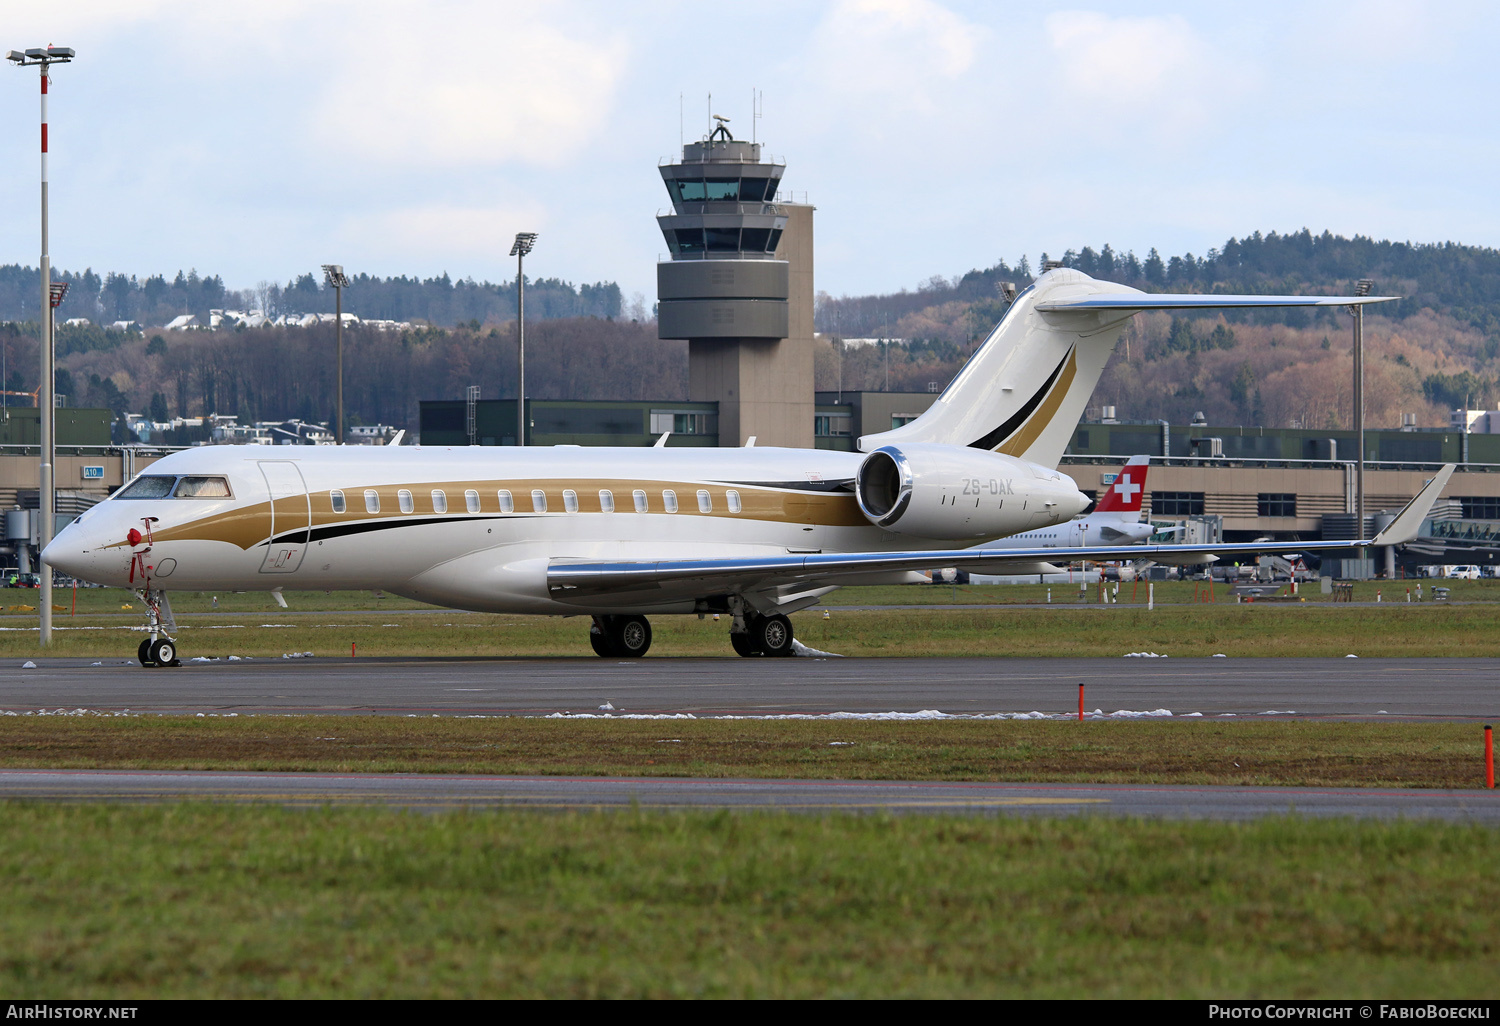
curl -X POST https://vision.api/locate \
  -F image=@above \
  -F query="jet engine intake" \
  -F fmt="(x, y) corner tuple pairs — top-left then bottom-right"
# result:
(855, 443), (1088, 540)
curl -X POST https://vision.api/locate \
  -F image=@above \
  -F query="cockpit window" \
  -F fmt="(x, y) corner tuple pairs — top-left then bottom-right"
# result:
(173, 476), (232, 498)
(116, 476), (176, 499)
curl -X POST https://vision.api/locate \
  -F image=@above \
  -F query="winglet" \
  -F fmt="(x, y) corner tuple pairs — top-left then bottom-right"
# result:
(1369, 464), (1455, 547)
(654, 431), (672, 448)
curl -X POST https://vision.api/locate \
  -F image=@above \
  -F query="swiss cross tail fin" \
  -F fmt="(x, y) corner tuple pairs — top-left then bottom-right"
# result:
(1093, 455), (1149, 513)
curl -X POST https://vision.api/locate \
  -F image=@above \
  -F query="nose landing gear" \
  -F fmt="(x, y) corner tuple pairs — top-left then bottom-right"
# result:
(136, 588), (180, 668)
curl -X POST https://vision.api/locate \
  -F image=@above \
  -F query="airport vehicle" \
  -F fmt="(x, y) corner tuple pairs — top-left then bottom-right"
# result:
(1446, 565), (1481, 579)
(41, 268), (1450, 665)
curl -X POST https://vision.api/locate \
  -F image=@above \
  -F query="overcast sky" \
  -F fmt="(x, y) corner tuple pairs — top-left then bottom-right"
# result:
(2, 1), (1496, 304)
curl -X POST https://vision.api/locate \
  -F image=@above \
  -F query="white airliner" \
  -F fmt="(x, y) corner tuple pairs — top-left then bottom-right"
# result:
(42, 268), (1451, 665)
(990, 453), (1155, 551)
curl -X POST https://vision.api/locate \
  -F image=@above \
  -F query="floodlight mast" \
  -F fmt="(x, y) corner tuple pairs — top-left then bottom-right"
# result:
(1352, 277), (1375, 573)
(322, 265), (351, 443)
(8, 45), (75, 646)
(510, 233), (537, 446)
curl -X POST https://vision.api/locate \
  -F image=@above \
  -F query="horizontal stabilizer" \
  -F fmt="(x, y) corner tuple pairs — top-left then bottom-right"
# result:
(1036, 294), (1398, 313)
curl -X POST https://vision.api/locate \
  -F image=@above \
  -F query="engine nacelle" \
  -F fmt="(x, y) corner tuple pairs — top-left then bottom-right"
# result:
(855, 443), (1088, 540)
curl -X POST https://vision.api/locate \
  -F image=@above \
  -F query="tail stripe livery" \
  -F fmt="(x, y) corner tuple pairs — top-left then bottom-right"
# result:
(968, 346), (1076, 455)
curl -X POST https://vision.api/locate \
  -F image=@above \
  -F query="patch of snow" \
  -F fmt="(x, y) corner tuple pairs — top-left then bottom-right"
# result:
(598, 701), (615, 711)
(1258, 710), (1297, 716)
(20, 661), (35, 668)
(1212, 653), (1227, 658)
(1346, 654), (1359, 658)
(1122, 652), (1168, 658)
(792, 639), (844, 658)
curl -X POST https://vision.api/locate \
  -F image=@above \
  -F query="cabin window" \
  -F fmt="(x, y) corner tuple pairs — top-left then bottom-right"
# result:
(398, 489), (414, 514)
(563, 489), (579, 513)
(173, 476), (232, 498)
(697, 489), (712, 513)
(532, 489), (547, 513)
(633, 489), (648, 513)
(330, 490), (346, 514)
(116, 476), (176, 499)
(727, 489), (742, 513)
(465, 489), (480, 513)
(663, 489), (678, 513)
(431, 489), (448, 513)
(599, 489), (615, 513)
(498, 490), (514, 513)
(364, 489), (380, 513)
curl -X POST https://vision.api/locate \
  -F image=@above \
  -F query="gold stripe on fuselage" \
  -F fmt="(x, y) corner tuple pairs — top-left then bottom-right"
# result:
(113, 478), (867, 551)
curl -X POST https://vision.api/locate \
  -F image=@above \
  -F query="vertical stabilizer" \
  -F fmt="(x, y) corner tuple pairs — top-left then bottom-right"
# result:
(858, 269), (1141, 467)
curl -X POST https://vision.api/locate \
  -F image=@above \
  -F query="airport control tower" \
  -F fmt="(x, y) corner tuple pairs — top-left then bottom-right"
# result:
(657, 119), (814, 447)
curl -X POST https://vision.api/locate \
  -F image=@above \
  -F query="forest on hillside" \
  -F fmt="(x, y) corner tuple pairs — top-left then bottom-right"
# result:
(0, 264), (629, 328)
(814, 230), (1500, 430)
(0, 317), (683, 441)
(4, 229), (1500, 436)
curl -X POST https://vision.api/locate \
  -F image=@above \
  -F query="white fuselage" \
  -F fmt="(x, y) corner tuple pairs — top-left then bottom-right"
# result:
(45, 444), (1087, 615)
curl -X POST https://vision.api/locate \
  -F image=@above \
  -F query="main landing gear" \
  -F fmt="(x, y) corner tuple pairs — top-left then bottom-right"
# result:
(590, 614), (653, 658)
(136, 587), (181, 668)
(729, 612), (795, 658)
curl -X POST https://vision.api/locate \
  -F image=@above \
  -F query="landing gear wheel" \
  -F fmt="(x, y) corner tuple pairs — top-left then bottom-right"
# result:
(589, 615), (652, 658)
(730, 631), (761, 657)
(614, 615), (652, 658)
(754, 613), (795, 658)
(147, 638), (180, 668)
(589, 620), (617, 657)
(138, 638), (154, 667)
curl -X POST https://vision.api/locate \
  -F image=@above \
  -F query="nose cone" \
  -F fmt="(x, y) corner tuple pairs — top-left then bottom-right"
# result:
(1063, 487), (1091, 518)
(41, 515), (128, 586)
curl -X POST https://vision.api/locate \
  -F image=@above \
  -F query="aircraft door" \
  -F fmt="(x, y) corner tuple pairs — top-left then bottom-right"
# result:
(258, 461), (310, 574)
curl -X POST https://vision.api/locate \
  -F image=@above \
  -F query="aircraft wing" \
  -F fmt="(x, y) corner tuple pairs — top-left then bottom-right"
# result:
(1035, 294), (1399, 313)
(548, 466), (1453, 603)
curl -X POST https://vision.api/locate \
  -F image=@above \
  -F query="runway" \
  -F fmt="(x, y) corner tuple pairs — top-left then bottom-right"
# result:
(0, 655), (1496, 718)
(2, 768), (1495, 819)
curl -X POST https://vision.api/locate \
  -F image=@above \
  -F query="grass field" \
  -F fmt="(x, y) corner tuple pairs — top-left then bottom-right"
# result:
(3, 804), (1496, 998)
(1, 718), (1492, 789)
(4, 601), (1500, 659)
(5, 578), (1492, 620)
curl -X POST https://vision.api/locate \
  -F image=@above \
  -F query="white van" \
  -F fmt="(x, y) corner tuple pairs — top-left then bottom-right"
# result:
(1446, 565), (1482, 580)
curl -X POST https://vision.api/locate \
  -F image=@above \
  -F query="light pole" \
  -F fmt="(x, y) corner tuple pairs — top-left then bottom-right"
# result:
(1352, 278), (1374, 572)
(510, 232), (537, 446)
(322, 265), (350, 443)
(8, 44), (75, 647)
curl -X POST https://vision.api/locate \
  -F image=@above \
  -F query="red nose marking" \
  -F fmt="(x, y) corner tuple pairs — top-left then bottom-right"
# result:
(127, 528), (142, 546)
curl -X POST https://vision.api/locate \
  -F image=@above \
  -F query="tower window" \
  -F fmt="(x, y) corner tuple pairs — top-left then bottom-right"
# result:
(705, 227), (740, 251)
(673, 228), (705, 254)
(739, 178), (769, 203)
(767, 228), (783, 251)
(741, 227), (772, 251)
(672, 179), (706, 203)
(704, 178), (740, 201)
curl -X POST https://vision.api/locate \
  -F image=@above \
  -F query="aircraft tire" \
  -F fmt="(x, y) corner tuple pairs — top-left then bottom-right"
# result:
(589, 620), (618, 657)
(614, 615), (652, 658)
(137, 638), (154, 667)
(754, 614), (795, 658)
(730, 631), (761, 657)
(147, 638), (180, 668)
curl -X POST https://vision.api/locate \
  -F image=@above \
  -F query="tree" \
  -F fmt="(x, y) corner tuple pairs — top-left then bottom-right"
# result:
(149, 392), (169, 423)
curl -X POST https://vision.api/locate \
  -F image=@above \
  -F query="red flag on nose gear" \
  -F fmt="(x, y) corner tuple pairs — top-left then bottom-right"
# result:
(128, 528), (142, 546)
